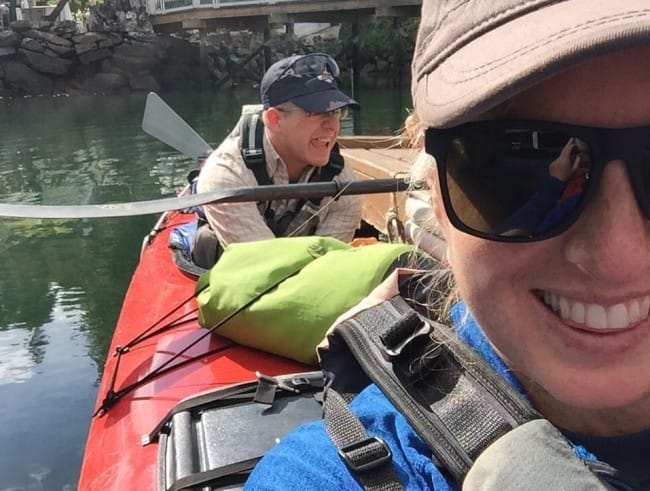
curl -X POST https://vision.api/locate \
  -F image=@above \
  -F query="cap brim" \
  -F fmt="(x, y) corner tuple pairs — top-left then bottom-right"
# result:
(413, 0), (650, 128)
(291, 88), (359, 113)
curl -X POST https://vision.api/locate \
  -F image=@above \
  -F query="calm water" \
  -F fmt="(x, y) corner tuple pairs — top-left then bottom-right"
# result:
(0, 85), (411, 490)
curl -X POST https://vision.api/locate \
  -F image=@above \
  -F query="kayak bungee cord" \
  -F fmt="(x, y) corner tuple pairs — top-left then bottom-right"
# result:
(94, 265), (307, 416)
(95, 341), (236, 417)
(96, 290), (202, 416)
(116, 290), (199, 352)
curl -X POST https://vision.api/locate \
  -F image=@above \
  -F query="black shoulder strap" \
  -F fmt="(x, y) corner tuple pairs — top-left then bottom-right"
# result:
(321, 296), (541, 487)
(241, 111), (272, 186)
(306, 142), (345, 205)
(324, 388), (403, 491)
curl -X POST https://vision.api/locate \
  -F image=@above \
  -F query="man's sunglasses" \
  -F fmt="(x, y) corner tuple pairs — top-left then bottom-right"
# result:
(276, 106), (349, 121)
(275, 54), (340, 84)
(425, 120), (650, 242)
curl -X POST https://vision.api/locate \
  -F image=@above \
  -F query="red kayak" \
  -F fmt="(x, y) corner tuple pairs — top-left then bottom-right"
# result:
(77, 209), (308, 490)
(75, 94), (426, 490)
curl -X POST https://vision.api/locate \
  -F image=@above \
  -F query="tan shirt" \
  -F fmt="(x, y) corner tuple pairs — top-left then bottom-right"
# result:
(196, 123), (362, 247)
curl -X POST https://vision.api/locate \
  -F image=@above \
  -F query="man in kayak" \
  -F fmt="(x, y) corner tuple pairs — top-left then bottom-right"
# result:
(192, 53), (363, 268)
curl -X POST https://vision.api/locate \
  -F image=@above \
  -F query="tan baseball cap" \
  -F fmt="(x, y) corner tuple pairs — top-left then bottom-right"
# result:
(412, 0), (650, 128)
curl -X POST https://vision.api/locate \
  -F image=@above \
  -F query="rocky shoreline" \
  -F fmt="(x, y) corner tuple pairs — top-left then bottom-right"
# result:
(0, 19), (212, 97)
(0, 2), (412, 98)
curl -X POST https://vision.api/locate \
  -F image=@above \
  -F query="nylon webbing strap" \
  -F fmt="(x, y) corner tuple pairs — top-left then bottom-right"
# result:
(324, 389), (403, 491)
(333, 296), (541, 484)
(242, 112), (272, 186)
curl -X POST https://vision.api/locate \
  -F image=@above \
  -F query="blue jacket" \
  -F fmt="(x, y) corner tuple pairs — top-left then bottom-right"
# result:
(245, 303), (608, 490)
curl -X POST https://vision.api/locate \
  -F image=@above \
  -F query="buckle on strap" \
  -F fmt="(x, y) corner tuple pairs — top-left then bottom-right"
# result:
(338, 436), (393, 473)
(379, 312), (433, 360)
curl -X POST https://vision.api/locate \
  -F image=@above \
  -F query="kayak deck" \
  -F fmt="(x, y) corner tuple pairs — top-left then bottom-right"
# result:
(78, 210), (308, 490)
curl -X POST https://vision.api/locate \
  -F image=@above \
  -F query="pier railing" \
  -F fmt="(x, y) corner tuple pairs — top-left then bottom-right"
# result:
(149, 0), (299, 15)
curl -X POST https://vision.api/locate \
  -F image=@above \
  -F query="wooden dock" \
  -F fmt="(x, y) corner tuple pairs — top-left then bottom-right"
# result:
(338, 136), (415, 237)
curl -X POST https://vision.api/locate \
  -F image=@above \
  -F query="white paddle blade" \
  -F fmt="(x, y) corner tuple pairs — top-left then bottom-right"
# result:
(142, 92), (214, 161)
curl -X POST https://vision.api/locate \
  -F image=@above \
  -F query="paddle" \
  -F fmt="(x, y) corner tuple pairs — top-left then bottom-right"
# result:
(142, 92), (214, 161)
(0, 178), (412, 219)
(1, 94), (418, 219)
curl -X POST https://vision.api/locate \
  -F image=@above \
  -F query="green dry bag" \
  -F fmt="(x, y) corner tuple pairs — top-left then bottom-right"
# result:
(196, 236), (418, 365)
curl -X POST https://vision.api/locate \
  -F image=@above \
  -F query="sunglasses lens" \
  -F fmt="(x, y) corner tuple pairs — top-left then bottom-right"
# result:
(292, 54), (340, 78)
(433, 123), (593, 240)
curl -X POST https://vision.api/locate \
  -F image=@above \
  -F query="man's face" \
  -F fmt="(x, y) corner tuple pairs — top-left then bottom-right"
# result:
(272, 102), (342, 170)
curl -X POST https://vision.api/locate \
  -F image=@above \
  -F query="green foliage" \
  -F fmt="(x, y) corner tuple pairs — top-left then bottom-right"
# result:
(339, 17), (419, 63)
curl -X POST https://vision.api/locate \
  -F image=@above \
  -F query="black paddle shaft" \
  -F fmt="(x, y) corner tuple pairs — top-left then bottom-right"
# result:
(0, 178), (417, 219)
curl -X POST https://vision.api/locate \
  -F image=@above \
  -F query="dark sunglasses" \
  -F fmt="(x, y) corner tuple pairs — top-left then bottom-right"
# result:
(275, 53), (340, 83)
(425, 120), (650, 242)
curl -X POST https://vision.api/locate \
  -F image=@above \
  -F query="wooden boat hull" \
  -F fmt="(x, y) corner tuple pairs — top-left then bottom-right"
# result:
(77, 210), (307, 490)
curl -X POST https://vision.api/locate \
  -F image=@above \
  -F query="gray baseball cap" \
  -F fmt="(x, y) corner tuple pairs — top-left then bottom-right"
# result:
(412, 0), (650, 128)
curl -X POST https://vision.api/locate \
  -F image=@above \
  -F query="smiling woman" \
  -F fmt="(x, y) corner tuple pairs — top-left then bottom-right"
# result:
(244, 1), (650, 490)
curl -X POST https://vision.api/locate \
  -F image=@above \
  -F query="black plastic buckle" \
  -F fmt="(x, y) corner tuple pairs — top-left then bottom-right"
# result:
(381, 321), (432, 360)
(338, 436), (392, 473)
(242, 148), (263, 160)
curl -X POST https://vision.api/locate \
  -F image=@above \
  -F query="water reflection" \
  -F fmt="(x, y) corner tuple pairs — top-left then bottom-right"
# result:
(0, 330), (37, 385)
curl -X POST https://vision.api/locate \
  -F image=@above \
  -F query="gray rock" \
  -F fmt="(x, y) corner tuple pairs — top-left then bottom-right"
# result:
(0, 31), (21, 48)
(79, 47), (112, 65)
(47, 43), (75, 57)
(111, 52), (157, 72)
(72, 32), (107, 46)
(84, 72), (127, 93)
(113, 40), (159, 59)
(3, 61), (53, 95)
(21, 37), (45, 53)
(0, 47), (16, 58)
(97, 33), (124, 49)
(51, 20), (78, 36)
(75, 42), (95, 56)
(44, 48), (62, 58)
(10, 20), (32, 33)
(24, 30), (73, 47)
(126, 72), (158, 91)
(19, 48), (74, 75)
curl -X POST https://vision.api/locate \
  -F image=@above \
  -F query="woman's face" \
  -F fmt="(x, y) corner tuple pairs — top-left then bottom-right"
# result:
(435, 45), (650, 434)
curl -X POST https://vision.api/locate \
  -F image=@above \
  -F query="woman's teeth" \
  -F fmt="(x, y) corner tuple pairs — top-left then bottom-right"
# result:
(543, 292), (650, 330)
